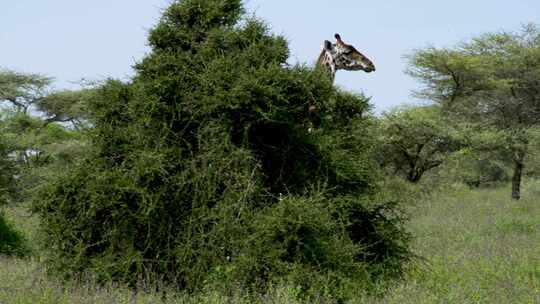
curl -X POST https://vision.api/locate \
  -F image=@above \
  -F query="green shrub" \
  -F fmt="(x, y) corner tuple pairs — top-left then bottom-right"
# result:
(33, 0), (411, 297)
(0, 211), (26, 256)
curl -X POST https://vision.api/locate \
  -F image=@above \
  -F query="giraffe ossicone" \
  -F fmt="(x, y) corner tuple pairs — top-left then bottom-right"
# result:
(317, 33), (375, 83)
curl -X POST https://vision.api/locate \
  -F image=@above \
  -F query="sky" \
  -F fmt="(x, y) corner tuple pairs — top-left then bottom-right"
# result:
(1, 0), (540, 113)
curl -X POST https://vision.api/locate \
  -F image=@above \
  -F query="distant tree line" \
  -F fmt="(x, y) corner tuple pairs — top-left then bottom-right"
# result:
(378, 24), (540, 199)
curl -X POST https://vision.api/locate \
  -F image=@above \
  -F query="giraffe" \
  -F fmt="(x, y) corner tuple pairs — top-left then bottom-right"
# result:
(317, 33), (375, 83)
(306, 34), (375, 132)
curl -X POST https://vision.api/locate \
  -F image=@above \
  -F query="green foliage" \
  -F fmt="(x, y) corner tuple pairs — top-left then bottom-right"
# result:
(407, 24), (540, 125)
(0, 68), (51, 113)
(0, 122), (18, 205)
(407, 24), (540, 199)
(0, 65), (92, 210)
(0, 110), (88, 206)
(33, 0), (410, 296)
(525, 127), (540, 177)
(38, 89), (94, 129)
(148, 0), (244, 51)
(441, 148), (510, 188)
(433, 127), (511, 187)
(377, 105), (460, 183)
(0, 211), (26, 256)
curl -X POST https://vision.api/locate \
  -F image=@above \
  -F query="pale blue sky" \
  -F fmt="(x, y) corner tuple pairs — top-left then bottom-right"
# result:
(1, 1), (539, 112)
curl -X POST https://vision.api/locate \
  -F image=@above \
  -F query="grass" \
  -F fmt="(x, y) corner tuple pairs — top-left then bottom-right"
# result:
(366, 181), (540, 304)
(1, 181), (539, 303)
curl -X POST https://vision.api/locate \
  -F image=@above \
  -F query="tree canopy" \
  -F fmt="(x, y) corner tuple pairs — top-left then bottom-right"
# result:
(377, 105), (460, 183)
(0, 69), (51, 113)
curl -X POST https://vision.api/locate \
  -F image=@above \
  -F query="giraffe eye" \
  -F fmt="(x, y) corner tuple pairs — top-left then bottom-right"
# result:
(343, 50), (352, 55)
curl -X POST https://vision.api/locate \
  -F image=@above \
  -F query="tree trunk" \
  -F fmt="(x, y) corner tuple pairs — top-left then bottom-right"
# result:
(511, 152), (524, 200)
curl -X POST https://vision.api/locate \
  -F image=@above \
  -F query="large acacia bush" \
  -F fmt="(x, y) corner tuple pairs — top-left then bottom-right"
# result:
(34, 0), (410, 295)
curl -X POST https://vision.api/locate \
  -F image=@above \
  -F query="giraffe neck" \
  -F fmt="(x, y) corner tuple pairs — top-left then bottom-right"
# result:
(316, 49), (336, 83)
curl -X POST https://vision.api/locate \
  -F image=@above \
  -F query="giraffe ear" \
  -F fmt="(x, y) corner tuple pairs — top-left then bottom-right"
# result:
(334, 33), (345, 46)
(323, 40), (333, 51)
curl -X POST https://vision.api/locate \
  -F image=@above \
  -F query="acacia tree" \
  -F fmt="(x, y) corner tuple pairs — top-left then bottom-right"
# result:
(0, 69), (51, 113)
(34, 0), (410, 295)
(407, 24), (540, 199)
(378, 105), (459, 183)
(0, 68), (90, 205)
(37, 89), (93, 129)
(0, 68), (89, 127)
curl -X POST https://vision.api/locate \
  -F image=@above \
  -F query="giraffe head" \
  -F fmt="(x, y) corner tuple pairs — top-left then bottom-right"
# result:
(319, 34), (375, 80)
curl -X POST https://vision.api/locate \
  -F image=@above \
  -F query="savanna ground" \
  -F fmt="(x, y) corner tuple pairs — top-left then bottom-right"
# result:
(1, 181), (539, 304)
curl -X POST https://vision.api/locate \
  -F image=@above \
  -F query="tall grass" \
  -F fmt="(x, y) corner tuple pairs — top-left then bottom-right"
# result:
(365, 181), (540, 303)
(1, 181), (539, 303)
